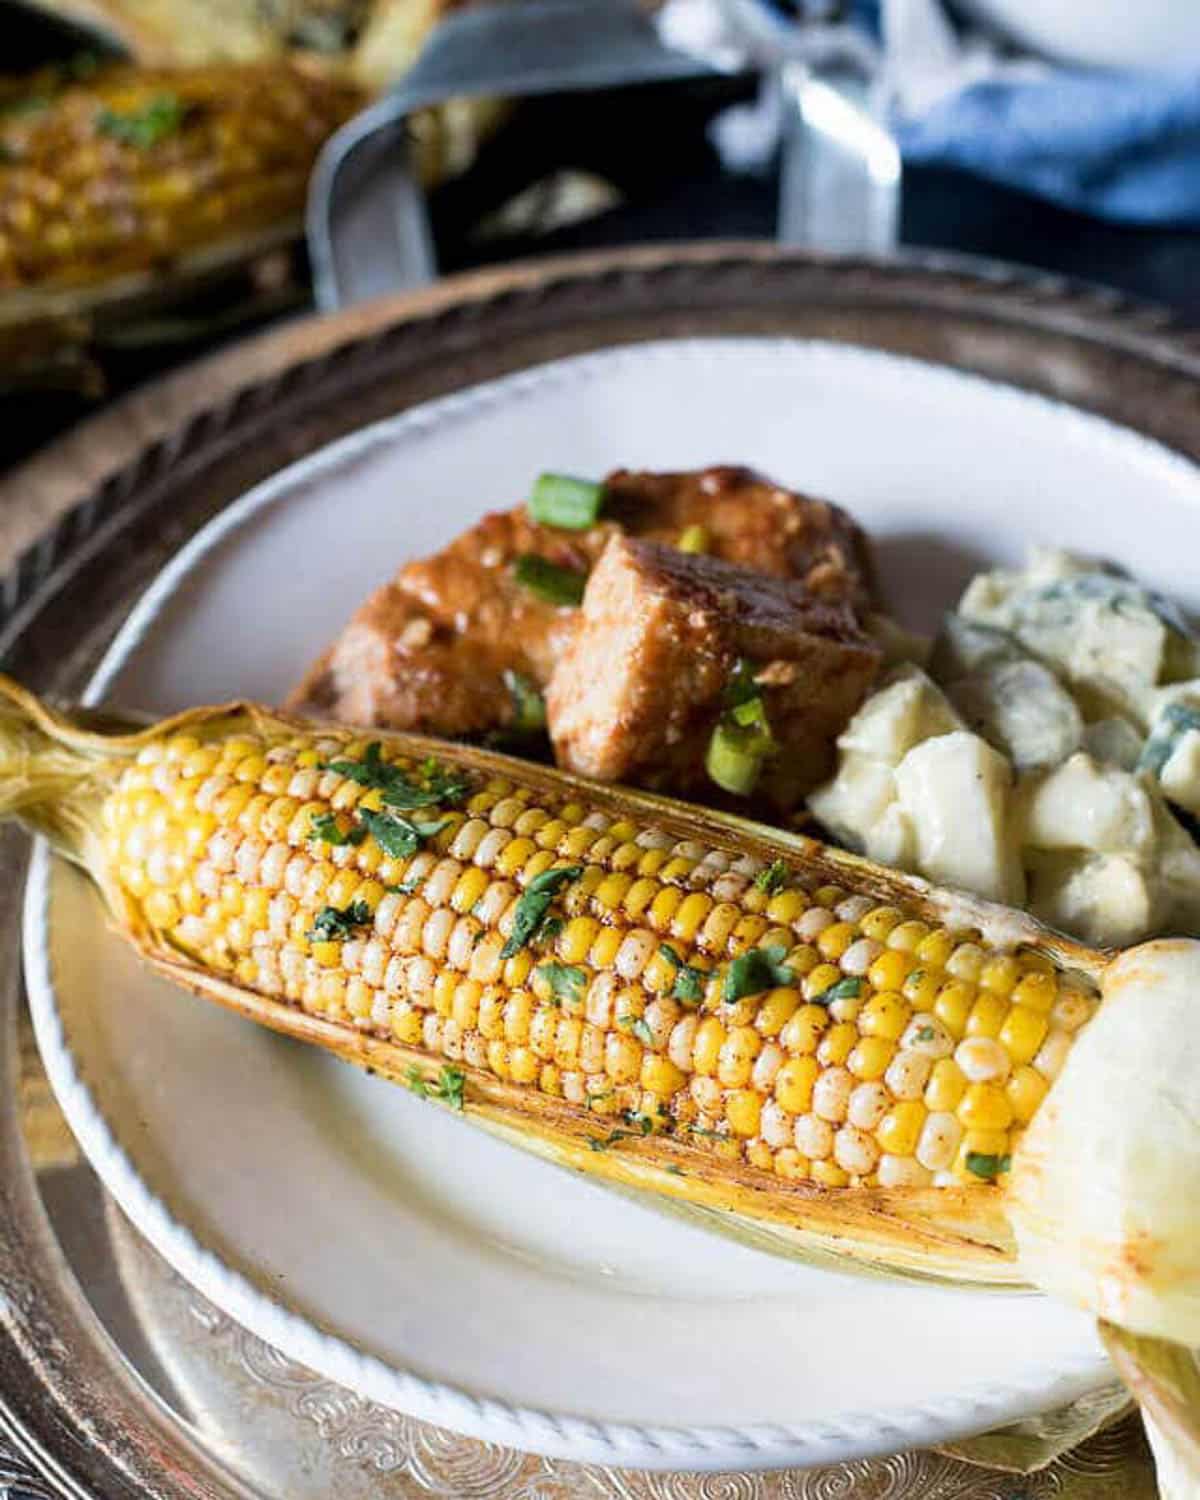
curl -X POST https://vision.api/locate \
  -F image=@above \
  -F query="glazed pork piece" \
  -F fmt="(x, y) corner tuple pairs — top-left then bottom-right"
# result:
(547, 537), (882, 812)
(289, 467), (874, 738)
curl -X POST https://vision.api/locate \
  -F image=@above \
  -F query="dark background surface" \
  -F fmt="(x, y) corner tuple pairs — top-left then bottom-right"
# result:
(5, 3), (1200, 480)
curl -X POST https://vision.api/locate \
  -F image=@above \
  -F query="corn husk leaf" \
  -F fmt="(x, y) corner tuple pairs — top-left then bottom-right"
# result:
(1101, 1326), (1200, 1500)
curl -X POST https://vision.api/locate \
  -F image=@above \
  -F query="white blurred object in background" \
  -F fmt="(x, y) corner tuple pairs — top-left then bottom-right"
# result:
(958, 0), (1200, 70)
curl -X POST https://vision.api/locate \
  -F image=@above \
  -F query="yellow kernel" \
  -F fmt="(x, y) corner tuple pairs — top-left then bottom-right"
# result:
(642, 1054), (686, 1096)
(558, 916), (600, 965)
(773, 1148), (809, 1180)
(947, 941), (986, 982)
(693, 1016), (726, 1074)
(765, 888), (807, 924)
(858, 991), (912, 1041)
(810, 1159), (850, 1188)
(816, 921), (857, 961)
(846, 1035), (895, 1081)
(925, 1057), (968, 1111)
(887, 920), (930, 952)
(958, 1083), (1013, 1132)
(966, 991), (1009, 1039)
(817, 1021), (857, 1067)
(746, 1138), (774, 1172)
(802, 963), (842, 1001)
(1006, 1065), (1048, 1125)
(914, 928), (955, 968)
(755, 987), (799, 1037)
(901, 967), (941, 1009)
(391, 1004), (422, 1044)
(774, 1054), (819, 1113)
(998, 1004), (1049, 1066)
(860, 904), (903, 941)
(726, 1090), (762, 1138)
(495, 837), (536, 879)
(699, 902), (742, 952)
(671, 892), (713, 942)
(876, 1100), (926, 1156)
(934, 980), (975, 1037)
(605, 1030), (642, 1083)
(487, 1038), (511, 1080)
(451, 866), (490, 915)
(717, 1026), (762, 1087)
(432, 972), (456, 1018)
(979, 955), (1021, 995)
(780, 1003), (829, 1054)
(1012, 971), (1058, 1015)
(346, 977), (373, 1019)
(868, 949), (916, 992)
(312, 940), (342, 968)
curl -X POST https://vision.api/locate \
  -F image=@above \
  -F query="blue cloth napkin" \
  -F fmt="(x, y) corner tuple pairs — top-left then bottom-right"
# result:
(894, 68), (1200, 227)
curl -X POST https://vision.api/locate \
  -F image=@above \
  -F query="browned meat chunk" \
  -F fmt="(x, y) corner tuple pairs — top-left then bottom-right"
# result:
(288, 466), (874, 738)
(546, 536), (882, 811)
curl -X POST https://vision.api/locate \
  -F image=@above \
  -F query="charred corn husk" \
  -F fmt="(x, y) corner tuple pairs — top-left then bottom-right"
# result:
(0, 61), (362, 293)
(1, 676), (1117, 1285)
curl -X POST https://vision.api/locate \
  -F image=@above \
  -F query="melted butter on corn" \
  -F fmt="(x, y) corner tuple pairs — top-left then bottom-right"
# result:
(103, 727), (1098, 1190)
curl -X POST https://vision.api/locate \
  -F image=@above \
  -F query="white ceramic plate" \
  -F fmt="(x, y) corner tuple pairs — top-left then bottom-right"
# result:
(28, 338), (1200, 1473)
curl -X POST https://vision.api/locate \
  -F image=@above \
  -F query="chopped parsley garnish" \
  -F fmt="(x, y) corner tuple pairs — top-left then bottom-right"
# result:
(528, 472), (604, 530)
(659, 943), (706, 1004)
(754, 858), (790, 894)
(814, 975), (864, 1006)
(618, 1013), (655, 1047)
(503, 668), (548, 734)
(307, 900), (372, 942)
(388, 873), (423, 895)
(309, 811), (366, 847)
(914, 1025), (937, 1043)
(326, 741), (471, 809)
(513, 553), (587, 606)
(723, 944), (795, 1003)
(405, 1064), (467, 1111)
(535, 961), (587, 1006)
(587, 1113), (653, 1151)
(97, 93), (189, 148)
(501, 865), (583, 958)
(965, 1152), (1011, 1181)
(359, 807), (450, 860)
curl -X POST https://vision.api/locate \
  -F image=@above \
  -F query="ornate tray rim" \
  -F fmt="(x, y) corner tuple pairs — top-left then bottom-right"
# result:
(3, 241), (1197, 1498)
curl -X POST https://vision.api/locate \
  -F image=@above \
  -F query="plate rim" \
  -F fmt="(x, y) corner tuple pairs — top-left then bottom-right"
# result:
(21, 332), (1144, 1472)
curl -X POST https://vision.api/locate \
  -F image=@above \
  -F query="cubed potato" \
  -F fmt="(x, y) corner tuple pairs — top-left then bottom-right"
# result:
(836, 667), (961, 765)
(893, 731), (1024, 905)
(1081, 717), (1144, 771)
(1027, 851), (1159, 949)
(948, 659), (1083, 771)
(808, 752), (897, 851)
(1016, 753), (1156, 857)
(1161, 729), (1200, 816)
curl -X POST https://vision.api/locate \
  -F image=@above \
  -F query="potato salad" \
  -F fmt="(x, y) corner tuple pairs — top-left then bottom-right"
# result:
(811, 549), (1200, 946)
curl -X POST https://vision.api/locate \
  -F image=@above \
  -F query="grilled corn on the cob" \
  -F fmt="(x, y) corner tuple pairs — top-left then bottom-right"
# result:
(2, 675), (1120, 1285)
(0, 62), (362, 292)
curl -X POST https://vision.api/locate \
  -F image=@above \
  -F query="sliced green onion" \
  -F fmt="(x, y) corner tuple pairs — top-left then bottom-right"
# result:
(513, 554), (587, 607)
(503, 669), (548, 733)
(529, 472), (604, 530)
(677, 524), (709, 554)
(706, 721), (767, 795)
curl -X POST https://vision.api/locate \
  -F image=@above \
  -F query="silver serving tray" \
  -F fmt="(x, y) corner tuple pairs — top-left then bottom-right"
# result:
(0, 245), (1187, 1497)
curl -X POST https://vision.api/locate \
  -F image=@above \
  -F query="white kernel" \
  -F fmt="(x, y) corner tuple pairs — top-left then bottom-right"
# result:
(839, 937), (882, 976)
(669, 1014), (699, 1072)
(847, 1081), (890, 1130)
(644, 998), (679, 1050)
(421, 907), (456, 961)
(562, 1071), (586, 1104)
(614, 928), (656, 980)
(374, 892), (402, 940)
(711, 873), (750, 903)
(585, 972), (618, 1027)
(900, 1013), (954, 1057)
(234, 837), (265, 885)
(206, 828), (239, 872)
(760, 1099), (793, 1148)
(441, 1018), (464, 1061)
(423, 858), (462, 908)
(287, 767), (320, 799)
(884, 1049), (933, 1100)
(1052, 987), (1092, 1032)
(796, 907), (836, 941)
(916, 1112), (962, 1172)
(751, 1041), (784, 1092)
(195, 774), (233, 813)
(422, 1012), (441, 1052)
(259, 842), (291, 889)
(1034, 1027), (1072, 1082)
(471, 878), (515, 927)
(946, 942), (985, 981)
(834, 1124), (879, 1175)
(447, 917), (479, 970)
(463, 1032), (488, 1069)
(835, 894), (875, 924)
(283, 852), (310, 898)
(812, 1065), (853, 1122)
(794, 1112), (833, 1159)
(360, 938), (386, 987)
(450, 819), (487, 861)
(473, 827), (512, 868)
(877, 1154), (932, 1188)
(690, 1074), (721, 1114)
(955, 1036), (1011, 1084)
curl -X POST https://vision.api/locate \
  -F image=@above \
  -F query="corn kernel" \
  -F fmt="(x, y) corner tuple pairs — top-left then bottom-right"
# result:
(925, 1057), (968, 1111)
(933, 980), (975, 1037)
(692, 1016), (726, 1075)
(774, 1055), (819, 1114)
(877, 1099), (926, 1156)
(817, 1021), (857, 1067)
(1006, 1065), (1048, 1124)
(846, 1035), (895, 1081)
(859, 990), (912, 1041)
(958, 1082), (1013, 1132)
(1011, 971), (1057, 1015)
(780, 1003), (829, 1054)
(860, 904), (903, 941)
(810, 1159), (850, 1188)
(725, 1090), (762, 1138)
(887, 920), (930, 952)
